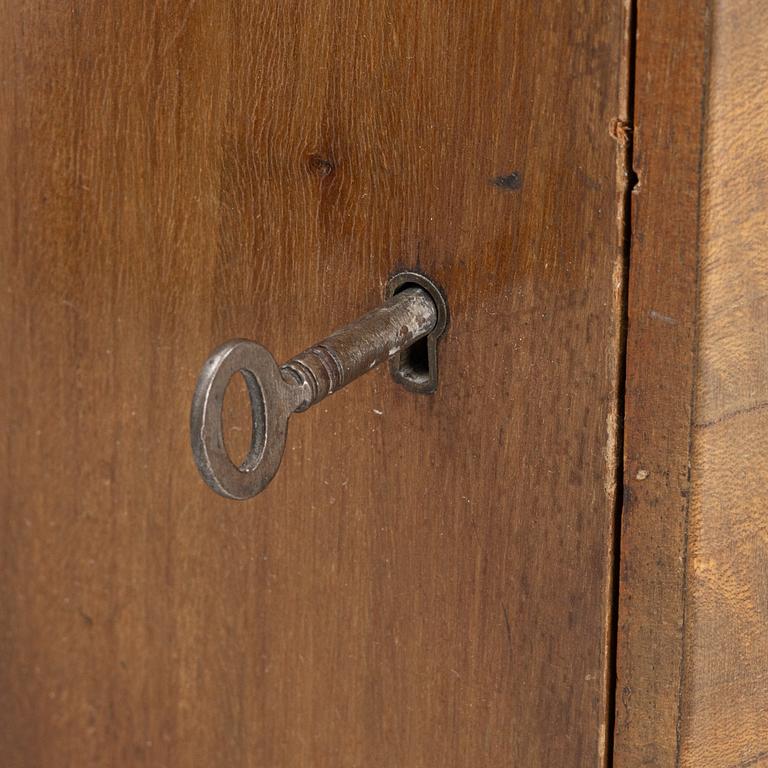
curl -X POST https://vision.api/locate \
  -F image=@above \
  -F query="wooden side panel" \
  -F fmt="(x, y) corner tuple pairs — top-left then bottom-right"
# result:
(616, 1), (768, 766)
(613, 1), (711, 765)
(0, 2), (626, 766)
(681, 2), (768, 765)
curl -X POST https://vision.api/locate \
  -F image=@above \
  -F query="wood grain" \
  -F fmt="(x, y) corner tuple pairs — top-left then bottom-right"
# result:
(615, 1), (768, 766)
(681, 1), (768, 764)
(0, 2), (627, 766)
(613, 1), (711, 765)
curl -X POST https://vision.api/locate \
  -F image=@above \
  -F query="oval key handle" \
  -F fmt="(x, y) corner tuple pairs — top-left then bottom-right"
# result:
(190, 273), (447, 500)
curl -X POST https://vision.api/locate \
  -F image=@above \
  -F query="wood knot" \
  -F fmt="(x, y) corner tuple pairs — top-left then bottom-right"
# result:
(307, 154), (335, 178)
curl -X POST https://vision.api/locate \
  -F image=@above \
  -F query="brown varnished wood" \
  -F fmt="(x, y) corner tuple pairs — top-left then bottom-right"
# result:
(613, 1), (711, 765)
(0, 2), (626, 766)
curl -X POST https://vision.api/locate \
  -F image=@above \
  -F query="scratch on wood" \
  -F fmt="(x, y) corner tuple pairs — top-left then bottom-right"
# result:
(695, 399), (768, 429)
(502, 603), (513, 654)
(649, 309), (678, 325)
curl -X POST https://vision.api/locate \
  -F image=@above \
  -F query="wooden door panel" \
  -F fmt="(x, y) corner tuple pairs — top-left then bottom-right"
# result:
(1, 2), (626, 765)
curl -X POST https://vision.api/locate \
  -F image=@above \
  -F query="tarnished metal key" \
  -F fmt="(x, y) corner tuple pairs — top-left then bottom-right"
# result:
(190, 273), (447, 500)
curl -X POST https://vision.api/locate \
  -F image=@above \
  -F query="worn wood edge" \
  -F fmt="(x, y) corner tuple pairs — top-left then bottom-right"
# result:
(612, 1), (713, 766)
(603, 0), (637, 765)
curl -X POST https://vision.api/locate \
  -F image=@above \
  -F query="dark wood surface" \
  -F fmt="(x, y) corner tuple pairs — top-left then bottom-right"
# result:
(1, 2), (627, 766)
(615, 1), (768, 766)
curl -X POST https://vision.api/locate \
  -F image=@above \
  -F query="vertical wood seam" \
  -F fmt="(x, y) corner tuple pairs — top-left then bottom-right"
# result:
(607, 0), (638, 765)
